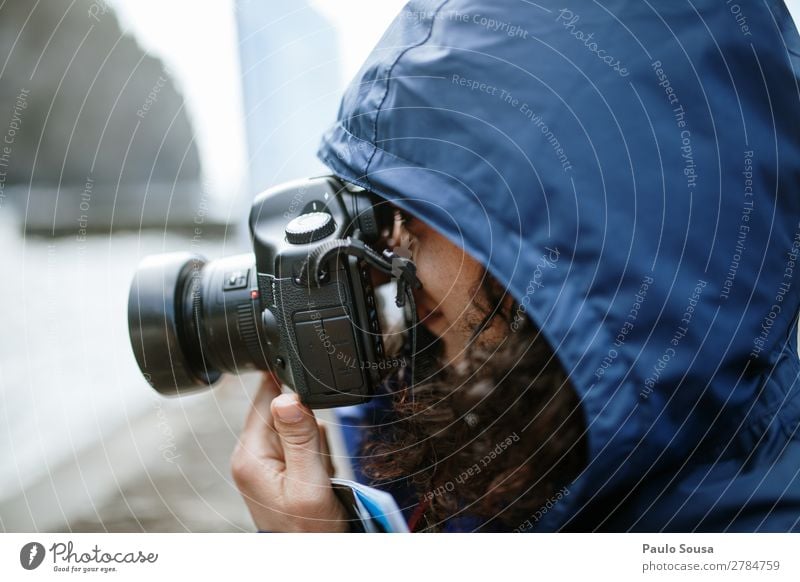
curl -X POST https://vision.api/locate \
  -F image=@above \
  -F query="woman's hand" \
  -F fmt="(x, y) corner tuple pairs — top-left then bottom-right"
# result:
(231, 373), (349, 532)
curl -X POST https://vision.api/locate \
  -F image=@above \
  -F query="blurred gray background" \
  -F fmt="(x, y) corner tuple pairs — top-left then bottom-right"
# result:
(0, 0), (405, 532)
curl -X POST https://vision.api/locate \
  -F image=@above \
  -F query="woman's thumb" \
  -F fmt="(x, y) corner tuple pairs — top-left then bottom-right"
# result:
(271, 393), (327, 484)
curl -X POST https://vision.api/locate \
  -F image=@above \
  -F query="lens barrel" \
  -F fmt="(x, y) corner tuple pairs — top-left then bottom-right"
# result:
(128, 252), (265, 395)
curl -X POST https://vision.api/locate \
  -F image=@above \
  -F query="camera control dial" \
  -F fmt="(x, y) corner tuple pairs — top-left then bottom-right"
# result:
(285, 211), (335, 244)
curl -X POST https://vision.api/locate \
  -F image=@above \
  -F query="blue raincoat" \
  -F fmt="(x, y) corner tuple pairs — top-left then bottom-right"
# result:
(320, 0), (800, 531)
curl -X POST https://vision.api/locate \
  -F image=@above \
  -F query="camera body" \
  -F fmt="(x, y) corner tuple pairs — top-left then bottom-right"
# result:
(251, 176), (390, 407)
(128, 176), (401, 409)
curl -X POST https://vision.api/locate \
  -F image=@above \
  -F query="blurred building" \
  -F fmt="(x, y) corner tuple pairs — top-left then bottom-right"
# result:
(0, 0), (202, 234)
(236, 0), (340, 194)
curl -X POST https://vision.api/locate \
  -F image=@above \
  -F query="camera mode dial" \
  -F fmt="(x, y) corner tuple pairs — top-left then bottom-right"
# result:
(285, 211), (335, 244)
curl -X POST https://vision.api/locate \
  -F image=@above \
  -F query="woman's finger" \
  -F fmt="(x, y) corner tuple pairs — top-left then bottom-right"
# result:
(271, 393), (330, 490)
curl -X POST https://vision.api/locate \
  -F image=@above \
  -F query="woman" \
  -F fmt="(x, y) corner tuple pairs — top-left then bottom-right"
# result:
(232, 0), (800, 532)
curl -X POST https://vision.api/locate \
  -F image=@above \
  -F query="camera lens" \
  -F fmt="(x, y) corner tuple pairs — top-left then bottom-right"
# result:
(128, 252), (268, 395)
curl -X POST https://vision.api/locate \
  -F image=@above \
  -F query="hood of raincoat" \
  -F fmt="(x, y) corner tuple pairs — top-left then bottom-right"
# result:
(318, 0), (800, 531)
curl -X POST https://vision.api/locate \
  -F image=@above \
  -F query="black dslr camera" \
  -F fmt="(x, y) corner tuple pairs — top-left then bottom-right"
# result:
(128, 176), (420, 409)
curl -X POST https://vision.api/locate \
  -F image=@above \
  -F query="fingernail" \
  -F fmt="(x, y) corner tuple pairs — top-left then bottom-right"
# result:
(273, 394), (304, 423)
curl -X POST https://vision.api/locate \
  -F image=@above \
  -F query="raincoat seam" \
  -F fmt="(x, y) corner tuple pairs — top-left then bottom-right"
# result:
(329, 121), (422, 168)
(325, 115), (549, 237)
(365, 0), (453, 189)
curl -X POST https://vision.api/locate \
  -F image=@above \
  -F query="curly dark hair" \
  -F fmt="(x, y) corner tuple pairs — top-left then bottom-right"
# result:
(359, 274), (588, 532)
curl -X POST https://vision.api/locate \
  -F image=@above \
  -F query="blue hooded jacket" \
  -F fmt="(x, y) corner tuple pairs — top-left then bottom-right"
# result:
(318, 0), (800, 531)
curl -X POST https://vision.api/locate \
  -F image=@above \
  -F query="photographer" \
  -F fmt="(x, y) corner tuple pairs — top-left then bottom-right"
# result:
(232, 0), (800, 532)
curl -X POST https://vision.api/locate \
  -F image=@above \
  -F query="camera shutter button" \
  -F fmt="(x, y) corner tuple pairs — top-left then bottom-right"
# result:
(285, 212), (335, 244)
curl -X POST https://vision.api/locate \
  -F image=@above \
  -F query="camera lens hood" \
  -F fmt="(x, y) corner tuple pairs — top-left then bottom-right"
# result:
(128, 252), (222, 395)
